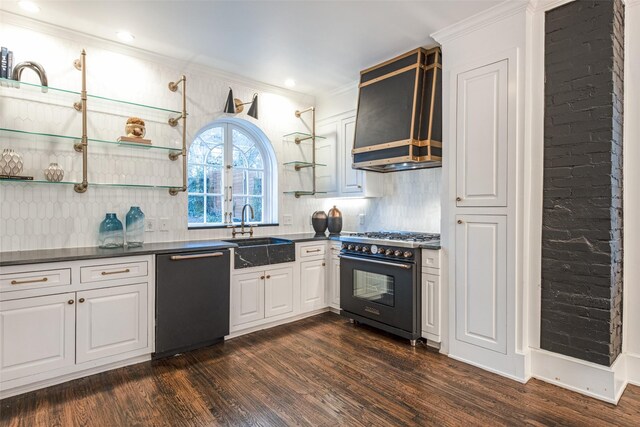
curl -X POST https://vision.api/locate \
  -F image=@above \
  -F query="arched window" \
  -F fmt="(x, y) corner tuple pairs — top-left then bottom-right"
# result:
(188, 118), (277, 227)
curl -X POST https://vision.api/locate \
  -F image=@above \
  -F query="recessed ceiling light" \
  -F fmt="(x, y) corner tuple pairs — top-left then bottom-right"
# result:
(284, 78), (296, 88)
(18, 1), (40, 13)
(116, 31), (135, 43)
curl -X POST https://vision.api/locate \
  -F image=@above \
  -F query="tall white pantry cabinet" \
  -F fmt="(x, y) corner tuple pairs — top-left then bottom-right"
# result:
(433, 2), (529, 381)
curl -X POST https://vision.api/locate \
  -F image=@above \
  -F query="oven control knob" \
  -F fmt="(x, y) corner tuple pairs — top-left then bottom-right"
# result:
(342, 243), (348, 250)
(362, 246), (370, 253)
(378, 247), (386, 254)
(355, 246), (361, 252)
(385, 249), (394, 256)
(394, 250), (403, 257)
(403, 251), (413, 258)
(348, 245), (354, 250)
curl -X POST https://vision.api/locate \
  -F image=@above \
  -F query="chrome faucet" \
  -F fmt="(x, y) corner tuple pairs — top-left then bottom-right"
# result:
(230, 203), (255, 237)
(12, 61), (48, 93)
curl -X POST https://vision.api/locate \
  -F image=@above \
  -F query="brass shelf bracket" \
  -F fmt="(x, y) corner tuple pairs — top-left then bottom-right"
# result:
(289, 107), (318, 197)
(168, 75), (188, 196)
(74, 49), (88, 194)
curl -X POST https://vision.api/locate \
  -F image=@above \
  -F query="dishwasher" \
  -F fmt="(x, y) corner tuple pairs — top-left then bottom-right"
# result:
(155, 250), (230, 359)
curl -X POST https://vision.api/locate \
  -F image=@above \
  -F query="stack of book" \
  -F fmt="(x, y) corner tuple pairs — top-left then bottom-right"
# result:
(1, 46), (14, 79)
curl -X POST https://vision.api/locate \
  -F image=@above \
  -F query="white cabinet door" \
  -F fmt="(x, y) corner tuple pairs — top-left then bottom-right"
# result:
(455, 215), (507, 354)
(231, 271), (265, 327)
(0, 293), (76, 381)
(300, 259), (326, 312)
(316, 120), (339, 195)
(76, 283), (148, 364)
(340, 116), (364, 194)
(330, 256), (341, 308)
(421, 273), (441, 342)
(264, 267), (294, 318)
(456, 59), (508, 207)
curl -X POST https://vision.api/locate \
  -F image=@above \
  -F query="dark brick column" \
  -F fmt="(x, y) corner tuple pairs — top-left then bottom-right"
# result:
(541, 0), (624, 366)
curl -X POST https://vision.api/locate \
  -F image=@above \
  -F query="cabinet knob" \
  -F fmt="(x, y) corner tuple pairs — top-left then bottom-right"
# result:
(260, 276), (265, 280)
(266, 275), (271, 279)
(457, 220), (463, 224)
(456, 197), (462, 202)
(68, 299), (74, 305)
(322, 262), (326, 266)
(79, 298), (85, 303)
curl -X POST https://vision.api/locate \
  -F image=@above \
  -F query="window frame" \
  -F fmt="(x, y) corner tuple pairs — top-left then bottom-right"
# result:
(187, 118), (278, 228)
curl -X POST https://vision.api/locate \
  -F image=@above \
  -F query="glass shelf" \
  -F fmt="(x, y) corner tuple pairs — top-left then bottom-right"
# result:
(283, 161), (326, 169)
(1, 128), (182, 153)
(282, 132), (326, 143)
(283, 190), (328, 197)
(0, 178), (183, 190)
(0, 78), (181, 114)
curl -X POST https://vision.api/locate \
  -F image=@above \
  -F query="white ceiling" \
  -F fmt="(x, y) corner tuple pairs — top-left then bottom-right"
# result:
(2, 0), (502, 94)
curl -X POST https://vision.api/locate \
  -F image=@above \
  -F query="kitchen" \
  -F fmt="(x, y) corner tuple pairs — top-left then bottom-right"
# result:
(0, 0), (639, 425)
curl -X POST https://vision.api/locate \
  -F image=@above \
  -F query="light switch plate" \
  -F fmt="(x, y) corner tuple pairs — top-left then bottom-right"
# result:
(283, 214), (293, 225)
(159, 218), (169, 232)
(145, 218), (155, 232)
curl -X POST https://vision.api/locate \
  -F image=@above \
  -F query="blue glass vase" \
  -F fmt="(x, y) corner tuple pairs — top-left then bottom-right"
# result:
(126, 206), (145, 247)
(99, 213), (124, 249)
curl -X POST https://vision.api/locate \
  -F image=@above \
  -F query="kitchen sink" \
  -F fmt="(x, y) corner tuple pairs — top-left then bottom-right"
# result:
(223, 237), (295, 269)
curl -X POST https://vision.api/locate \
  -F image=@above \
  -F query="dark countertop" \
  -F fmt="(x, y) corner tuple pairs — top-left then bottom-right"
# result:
(419, 242), (442, 250)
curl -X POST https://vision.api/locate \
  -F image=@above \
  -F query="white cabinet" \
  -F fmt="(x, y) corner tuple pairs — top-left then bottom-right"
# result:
(264, 267), (294, 318)
(328, 245), (341, 309)
(421, 273), (441, 342)
(0, 293), (76, 382)
(231, 266), (294, 328)
(300, 259), (326, 312)
(455, 59), (508, 207)
(76, 283), (148, 364)
(340, 116), (364, 194)
(455, 215), (507, 354)
(316, 120), (339, 196)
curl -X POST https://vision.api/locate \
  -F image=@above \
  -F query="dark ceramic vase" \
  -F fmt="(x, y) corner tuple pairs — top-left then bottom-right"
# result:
(311, 211), (328, 234)
(327, 205), (342, 235)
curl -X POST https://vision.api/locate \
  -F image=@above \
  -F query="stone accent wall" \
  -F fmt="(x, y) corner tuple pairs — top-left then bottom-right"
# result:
(541, 0), (624, 366)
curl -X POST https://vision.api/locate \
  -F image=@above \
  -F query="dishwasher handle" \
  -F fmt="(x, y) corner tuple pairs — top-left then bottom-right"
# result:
(170, 252), (225, 261)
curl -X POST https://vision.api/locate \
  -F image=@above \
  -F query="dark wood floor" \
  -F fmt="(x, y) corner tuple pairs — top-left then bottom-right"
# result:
(2, 312), (640, 426)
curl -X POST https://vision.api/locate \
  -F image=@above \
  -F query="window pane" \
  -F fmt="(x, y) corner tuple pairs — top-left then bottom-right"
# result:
(247, 171), (263, 196)
(206, 166), (223, 194)
(232, 129), (253, 152)
(188, 196), (204, 223)
(246, 196), (263, 223)
(246, 147), (264, 169)
(231, 196), (263, 223)
(188, 139), (206, 164)
(188, 165), (204, 193)
(201, 126), (224, 144)
(232, 169), (246, 195)
(206, 196), (223, 224)
(232, 146), (248, 168)
(206, 144), (224, 166)
(231, 197), (246, 223)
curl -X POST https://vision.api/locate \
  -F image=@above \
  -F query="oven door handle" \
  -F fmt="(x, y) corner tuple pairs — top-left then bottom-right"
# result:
(338, 254), (413, 270)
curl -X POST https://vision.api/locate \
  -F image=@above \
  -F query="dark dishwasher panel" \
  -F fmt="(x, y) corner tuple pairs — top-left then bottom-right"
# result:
(155, 250), (230, 359)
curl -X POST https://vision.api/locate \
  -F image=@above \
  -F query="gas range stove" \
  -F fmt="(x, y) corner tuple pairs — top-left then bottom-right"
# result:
(340, 231), (440, 249)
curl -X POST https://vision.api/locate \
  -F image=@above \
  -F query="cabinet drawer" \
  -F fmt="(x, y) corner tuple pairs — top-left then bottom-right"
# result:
(299, 244), (326, 258)
(80, 261), (148, 283)
(0, 268), (71, 292)
(422, 250), (441, 270)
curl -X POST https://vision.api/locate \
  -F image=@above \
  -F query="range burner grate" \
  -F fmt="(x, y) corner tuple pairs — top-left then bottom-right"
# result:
(348, 231), (440, 242)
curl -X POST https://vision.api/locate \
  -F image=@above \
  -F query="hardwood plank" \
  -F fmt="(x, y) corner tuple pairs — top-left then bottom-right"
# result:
(2, 312), (640, 427)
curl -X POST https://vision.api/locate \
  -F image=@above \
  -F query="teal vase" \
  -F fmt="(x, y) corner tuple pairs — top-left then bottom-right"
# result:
(98, 213), (124, 249)
(126, 206), (145, 247)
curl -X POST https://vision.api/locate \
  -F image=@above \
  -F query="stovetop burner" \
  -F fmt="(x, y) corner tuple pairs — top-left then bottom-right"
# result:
(340, 231), (440, 248)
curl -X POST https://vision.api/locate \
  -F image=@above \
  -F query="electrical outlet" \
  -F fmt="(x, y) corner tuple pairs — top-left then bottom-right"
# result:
(145, 218), (155, 232)
(159, 218), (169, 232)
(359, 213), (366, 225)
(283, 214), (293, 225)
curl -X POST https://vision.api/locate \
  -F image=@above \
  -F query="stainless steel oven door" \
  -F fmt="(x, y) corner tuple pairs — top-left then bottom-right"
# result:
(339, 254), (417, 332)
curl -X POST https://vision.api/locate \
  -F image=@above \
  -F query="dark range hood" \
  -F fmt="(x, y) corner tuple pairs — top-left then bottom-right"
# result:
(352, 47), (442, 173)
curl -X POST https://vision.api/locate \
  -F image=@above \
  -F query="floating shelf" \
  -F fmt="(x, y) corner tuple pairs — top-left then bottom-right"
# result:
(0, 178), (183, 190)
(283, 161), (326, 171)
(283, 190), (328, 198)
(282, 132), (326, 144)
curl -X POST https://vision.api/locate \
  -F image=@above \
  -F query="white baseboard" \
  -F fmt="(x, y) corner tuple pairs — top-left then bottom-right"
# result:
(226, 308), (333, 339)
(626, 352), (640, 386)
(531, 348), (628, 404)
(448, 353), (529, 384)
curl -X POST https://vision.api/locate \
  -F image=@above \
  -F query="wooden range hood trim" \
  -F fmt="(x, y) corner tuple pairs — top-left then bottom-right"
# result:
(352, 138), (442, 155)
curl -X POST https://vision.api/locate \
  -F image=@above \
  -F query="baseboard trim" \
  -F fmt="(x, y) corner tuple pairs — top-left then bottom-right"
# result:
(448, 353), (529, 384)
(531, 348), (628, 404)
(0, 354), (150, 400)
(626, 352), (640, 386)
(227, 308), (333, 339)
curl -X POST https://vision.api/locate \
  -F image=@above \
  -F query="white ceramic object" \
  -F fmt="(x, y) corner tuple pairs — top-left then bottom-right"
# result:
(44, 162), (64, 182)
(0, 149), (24, 176)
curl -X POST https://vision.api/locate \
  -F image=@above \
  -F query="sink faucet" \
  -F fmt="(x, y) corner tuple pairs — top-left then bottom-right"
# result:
(230, 203), (255, 238)
(12, 61), (48, 93)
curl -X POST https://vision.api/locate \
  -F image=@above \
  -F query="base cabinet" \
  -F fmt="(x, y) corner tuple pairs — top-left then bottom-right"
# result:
(231, 266), (294, 328)
(76, 283), (148, 364)
(300, 259), (326, 313)
(0, 293), (76, 382)
(421, 273), (441, 342)
(329, 255), (340, 308)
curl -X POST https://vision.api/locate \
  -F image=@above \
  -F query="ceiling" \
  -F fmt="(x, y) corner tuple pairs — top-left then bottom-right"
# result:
(1, 0), (502, 94)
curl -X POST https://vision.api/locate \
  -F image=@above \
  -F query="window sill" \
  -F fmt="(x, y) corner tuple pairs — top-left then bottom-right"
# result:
(188, 223), (280, 230)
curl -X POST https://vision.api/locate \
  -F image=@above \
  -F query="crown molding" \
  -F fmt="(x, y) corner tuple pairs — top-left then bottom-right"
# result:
(627, 0), (640, 8)
(0, 11), (315, 102)
(318, 80), (358, 99)
(431, 0), (530, 44)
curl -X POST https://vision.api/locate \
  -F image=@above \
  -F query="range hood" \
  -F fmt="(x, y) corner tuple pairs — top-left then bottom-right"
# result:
(352, 47), (442, 173)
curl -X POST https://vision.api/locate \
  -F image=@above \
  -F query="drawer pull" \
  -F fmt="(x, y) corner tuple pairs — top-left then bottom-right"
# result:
(170, 253), (224, 261)
(306, 249), (322, 253)
(11, 277), (48, 285)
(101, 268), (131, 276)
